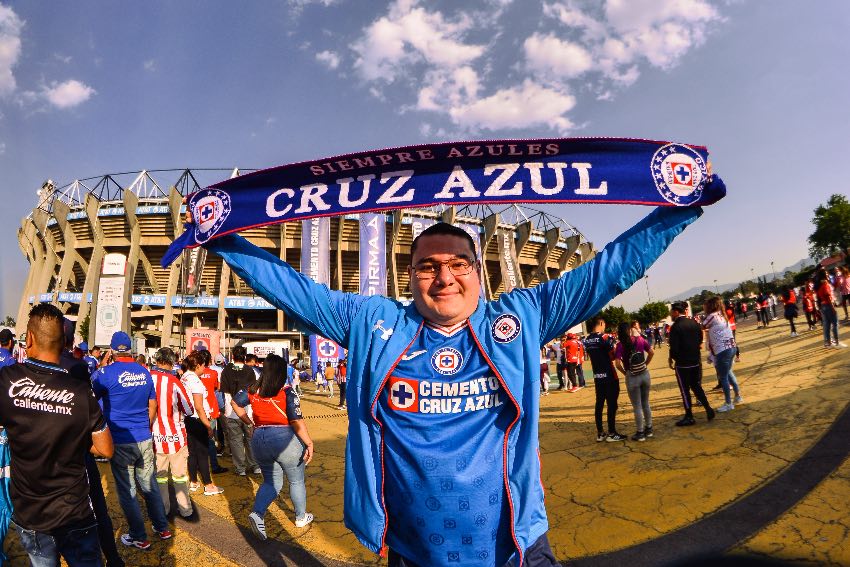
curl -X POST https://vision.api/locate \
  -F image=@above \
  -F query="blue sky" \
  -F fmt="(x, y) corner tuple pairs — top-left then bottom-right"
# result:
(1, 0), (848, 317)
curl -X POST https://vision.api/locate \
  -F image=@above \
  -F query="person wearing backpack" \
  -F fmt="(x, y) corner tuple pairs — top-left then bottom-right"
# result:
(613, 322), (655, 442)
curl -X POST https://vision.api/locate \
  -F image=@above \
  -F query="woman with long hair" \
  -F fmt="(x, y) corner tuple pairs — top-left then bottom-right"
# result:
(780, 287), (799, 337)
(815, 267), (845, 348)
(702, 296), (741, 412)
(613, 321), (654, 442)
(232, 353), (315, 539)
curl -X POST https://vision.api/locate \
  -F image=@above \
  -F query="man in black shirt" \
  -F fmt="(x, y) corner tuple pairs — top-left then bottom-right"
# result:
(668, 302), (715, 426)
(0, 304), (113, 566)
(583, 317), (625, 442)
(219, 345), (259, 475)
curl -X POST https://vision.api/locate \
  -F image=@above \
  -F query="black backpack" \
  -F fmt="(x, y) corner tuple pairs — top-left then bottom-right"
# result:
(628, 347), (647, 375)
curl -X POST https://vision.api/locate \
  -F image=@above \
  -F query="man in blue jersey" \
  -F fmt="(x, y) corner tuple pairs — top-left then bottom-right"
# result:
(192, 205), (703, 566)
(0, 329), (15, 368)
(91, 331), (170, 550)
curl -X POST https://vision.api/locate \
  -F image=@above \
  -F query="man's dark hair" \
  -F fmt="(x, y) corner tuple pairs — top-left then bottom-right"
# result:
(410, 223), (477, 261)
(91, 346), (102, 355)
(154, 347), (176, 367)
(231, 345), (247, 362)
(245, 353), (258, 365)
(28, 304), (65, 356)
(588, 316), (605, 330)
(199, 349), (212, 366)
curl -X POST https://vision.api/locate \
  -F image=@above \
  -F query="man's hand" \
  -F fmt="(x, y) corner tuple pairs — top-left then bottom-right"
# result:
(302, 442), (314, 465)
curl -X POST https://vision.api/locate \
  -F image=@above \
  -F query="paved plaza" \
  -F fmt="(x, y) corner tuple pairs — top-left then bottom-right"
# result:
(4, 315), (848, 566)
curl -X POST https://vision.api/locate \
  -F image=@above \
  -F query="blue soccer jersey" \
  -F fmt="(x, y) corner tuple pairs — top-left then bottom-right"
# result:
(376, 322), (516, 566)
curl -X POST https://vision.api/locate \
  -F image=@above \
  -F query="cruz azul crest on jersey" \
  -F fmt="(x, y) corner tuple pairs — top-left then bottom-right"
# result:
(192, 189), (232, 244)
(492, 314), (521, 344)
(431, 347), (463, 375)
(650, 143), (707, 206)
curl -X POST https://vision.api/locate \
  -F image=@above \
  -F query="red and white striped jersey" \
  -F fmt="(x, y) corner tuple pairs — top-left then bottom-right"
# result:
(151, 368), (194, 454)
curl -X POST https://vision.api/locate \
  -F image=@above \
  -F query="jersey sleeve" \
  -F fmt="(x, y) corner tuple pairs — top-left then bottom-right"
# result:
(285, 388), (303, 421)
(206, 234), (374, 348)
(504, 206), (702, 344)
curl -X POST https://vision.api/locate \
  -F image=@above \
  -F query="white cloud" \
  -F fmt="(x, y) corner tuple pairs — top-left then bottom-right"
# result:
(450, 80), (576, 133)
(330, 0), (725, 133)
(143, 59), (156, 72)
(524, 33), (594, 81)
(352, 0), (484, 82)
(42, 80), (96, 109)
(53, 53), (72, 64)
(0, 4), (23, 97)
(0, 141), (5, 154)
(315, 50), (340, 69)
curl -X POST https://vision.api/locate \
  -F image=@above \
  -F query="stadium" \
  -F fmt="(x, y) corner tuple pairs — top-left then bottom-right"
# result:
(15, 168), (597, 355)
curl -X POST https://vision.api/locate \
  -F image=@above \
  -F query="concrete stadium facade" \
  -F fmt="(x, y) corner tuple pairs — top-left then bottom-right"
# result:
(16, 168), (596, 353)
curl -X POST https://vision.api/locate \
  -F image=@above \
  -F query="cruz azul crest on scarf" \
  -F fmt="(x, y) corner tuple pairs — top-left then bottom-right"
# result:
(163, 137), (726, 267)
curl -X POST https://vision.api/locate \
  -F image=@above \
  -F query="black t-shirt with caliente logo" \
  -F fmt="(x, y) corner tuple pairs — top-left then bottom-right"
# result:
(0, 358), (107, 532)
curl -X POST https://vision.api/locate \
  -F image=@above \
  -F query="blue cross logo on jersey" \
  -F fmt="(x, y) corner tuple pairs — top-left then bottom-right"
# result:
(388, 377), (418, 412)
(319, 341), (336, 356)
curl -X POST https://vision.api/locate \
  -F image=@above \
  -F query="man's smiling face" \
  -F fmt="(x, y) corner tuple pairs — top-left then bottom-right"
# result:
(409, 234), (480, 326)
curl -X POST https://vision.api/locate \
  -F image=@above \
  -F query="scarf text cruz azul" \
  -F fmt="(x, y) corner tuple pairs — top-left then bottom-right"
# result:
(162, 137), (726, 267)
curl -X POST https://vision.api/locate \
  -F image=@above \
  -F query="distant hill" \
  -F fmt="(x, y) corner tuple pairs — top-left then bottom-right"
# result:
(666, 257), (816, 302)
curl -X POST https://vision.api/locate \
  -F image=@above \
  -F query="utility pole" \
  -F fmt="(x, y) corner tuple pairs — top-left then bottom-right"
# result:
(714, 279), (719, 295)
(644, 275), (651, 303)
(771, 261), (777, 281)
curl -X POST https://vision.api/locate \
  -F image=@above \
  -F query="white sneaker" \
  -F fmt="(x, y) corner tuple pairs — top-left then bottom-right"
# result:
(716, 403), (734, 413)
(734, 395), (743, 404)
(790, 332), (798, 337)
(294, 512), (314, 528)
(248, 512), (267, 540)
(836, 342), (848, 348)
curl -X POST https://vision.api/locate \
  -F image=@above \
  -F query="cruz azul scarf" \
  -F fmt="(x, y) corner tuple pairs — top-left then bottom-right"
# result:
(162, 137), (725, 267)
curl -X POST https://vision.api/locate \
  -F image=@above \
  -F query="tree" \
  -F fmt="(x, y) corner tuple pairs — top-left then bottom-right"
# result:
(1, 316), (14, 328)
(589, 305), (631, 332)
(808, 194), (850, 260)
(78, 314), (90, 343)
(635, 302), (670, 326)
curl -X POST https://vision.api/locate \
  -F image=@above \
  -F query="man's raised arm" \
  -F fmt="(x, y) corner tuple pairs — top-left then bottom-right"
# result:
(533, 206), (702, 343)
(206, 234), (368, 348)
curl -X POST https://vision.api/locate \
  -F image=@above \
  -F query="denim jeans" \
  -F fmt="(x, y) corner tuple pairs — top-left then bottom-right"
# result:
(714, 347), (740, 404)
(13, 521), (101, 567)
(625, 370), (652, 432)
(821, 305), (839, 344)
(250, 426), (307, 521)
(110, 440), (168, 541)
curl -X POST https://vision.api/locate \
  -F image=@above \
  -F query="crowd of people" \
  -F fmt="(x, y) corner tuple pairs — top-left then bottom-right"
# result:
(0, 201), (845, 566)
(0, 306), (317, 566)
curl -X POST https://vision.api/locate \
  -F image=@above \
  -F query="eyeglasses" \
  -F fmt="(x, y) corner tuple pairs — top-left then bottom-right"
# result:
(411, 258), (476, 280)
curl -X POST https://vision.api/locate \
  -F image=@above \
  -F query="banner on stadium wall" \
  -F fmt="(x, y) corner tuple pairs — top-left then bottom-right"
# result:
(94, 277), (125, 346)
(359, 213), (387, 296)
(186, 328), (221, 358)
(301, 218), (334, 376)
(162, 138), (726, 267)
(300, 218), (330, 285)
(410, 217), (436, 240)
(497, 227), (523, 292)
(310, 335), (345, 378)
